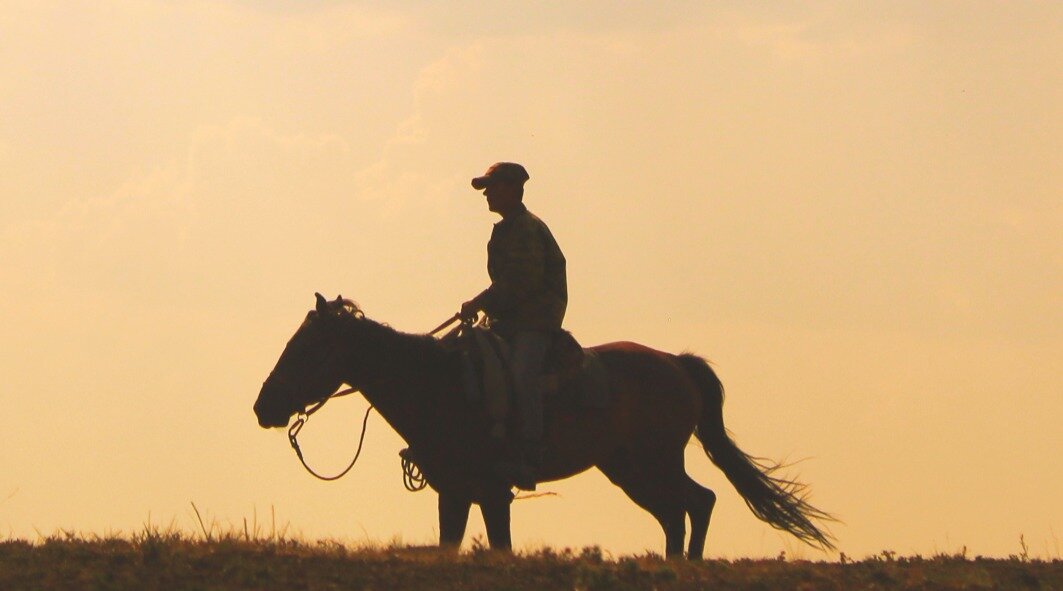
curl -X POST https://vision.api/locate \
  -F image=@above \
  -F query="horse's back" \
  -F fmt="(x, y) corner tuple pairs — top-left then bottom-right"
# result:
(591, 341), (697, 389)
(589, 341), (703, 445)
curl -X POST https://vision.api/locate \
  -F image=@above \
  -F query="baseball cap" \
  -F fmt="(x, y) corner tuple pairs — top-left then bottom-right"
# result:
(471, 162), (530, 190)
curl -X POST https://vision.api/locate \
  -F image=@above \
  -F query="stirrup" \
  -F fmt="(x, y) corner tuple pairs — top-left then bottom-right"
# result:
(493, 460), (537, 491)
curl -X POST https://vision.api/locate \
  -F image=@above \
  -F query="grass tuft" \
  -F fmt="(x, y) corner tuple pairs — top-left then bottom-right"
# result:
(1, 528), (1061, 591)
(4, 512), (1062, 590)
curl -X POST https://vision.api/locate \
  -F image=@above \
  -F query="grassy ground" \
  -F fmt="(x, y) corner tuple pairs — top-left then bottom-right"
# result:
(1, 530), (1060, 591)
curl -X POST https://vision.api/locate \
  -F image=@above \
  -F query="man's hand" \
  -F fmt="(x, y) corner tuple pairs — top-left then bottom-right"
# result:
(460, 300), (480, 322)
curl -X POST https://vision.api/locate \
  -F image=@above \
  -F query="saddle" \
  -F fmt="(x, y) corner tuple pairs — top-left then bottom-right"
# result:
(441, 325), (610, 439)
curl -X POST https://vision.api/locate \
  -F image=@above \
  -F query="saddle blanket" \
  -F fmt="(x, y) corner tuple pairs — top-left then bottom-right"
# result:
(458, 327), (610, 437)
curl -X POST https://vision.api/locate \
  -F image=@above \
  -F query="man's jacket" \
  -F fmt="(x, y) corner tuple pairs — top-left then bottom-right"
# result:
(475, 204), (567, 333)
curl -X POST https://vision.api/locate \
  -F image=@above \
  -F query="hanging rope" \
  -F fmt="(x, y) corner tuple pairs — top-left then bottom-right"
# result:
(286, 312), (467, 485)
(287, 388), (373, 481)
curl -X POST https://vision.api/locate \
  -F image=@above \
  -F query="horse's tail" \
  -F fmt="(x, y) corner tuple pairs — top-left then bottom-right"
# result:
(677, 353), (836, 550)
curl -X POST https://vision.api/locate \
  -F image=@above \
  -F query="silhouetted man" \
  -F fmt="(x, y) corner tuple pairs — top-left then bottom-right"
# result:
(461, 162), (567, 490)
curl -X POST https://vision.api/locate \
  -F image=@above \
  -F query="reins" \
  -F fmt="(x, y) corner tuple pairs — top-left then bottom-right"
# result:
(286, 312), (468, 484)
(428, 312), (462, 336)
(287, 386), (371, 481)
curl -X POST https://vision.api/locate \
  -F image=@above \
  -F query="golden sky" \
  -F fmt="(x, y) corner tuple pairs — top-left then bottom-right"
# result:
(1, 1), (1060, 558)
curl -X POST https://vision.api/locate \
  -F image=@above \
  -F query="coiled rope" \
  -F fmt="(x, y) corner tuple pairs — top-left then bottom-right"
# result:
(399, 448), (428, 491)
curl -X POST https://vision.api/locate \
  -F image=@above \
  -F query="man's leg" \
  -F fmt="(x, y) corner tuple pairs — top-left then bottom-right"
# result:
(501, 330), (550, 489)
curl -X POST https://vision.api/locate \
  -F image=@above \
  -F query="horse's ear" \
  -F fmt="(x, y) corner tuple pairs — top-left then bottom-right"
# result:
(315, 292), (328, 315)
(335, 294), (343, 303)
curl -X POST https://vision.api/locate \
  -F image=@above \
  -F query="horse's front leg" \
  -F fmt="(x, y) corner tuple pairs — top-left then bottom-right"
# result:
(439, 493), (472, 549)
(480, 490), (515, 551)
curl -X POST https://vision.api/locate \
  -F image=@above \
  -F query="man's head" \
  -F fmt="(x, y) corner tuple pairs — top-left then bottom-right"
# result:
(472, 162), (529, 216)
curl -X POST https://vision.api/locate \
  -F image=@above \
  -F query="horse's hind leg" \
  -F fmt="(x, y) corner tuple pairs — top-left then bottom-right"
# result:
(684, 476), (717, 559)
(659, 501), (687, 558)
(599, 451), (688, 558)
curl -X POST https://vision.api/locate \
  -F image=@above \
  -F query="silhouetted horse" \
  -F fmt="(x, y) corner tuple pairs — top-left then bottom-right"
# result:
(254, 294), (834, 558)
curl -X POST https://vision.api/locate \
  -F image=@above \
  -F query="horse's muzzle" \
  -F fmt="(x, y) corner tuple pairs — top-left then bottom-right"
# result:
(254, 383), (294, 428)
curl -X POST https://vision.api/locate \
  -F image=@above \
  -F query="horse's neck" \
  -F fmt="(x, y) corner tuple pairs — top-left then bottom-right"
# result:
(341, 320), (455, 444)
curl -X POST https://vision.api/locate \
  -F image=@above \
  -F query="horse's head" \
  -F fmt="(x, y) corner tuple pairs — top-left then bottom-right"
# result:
(254, 292), (365, 428)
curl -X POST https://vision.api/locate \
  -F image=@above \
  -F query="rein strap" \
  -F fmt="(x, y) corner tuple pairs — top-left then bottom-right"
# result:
(285, 311), (462, 484)
(287, 387), (372, 481)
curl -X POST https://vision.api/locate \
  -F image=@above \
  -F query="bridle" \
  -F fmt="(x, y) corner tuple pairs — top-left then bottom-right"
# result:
(278, 311), (468, 485)
(285, 384), (369, 481)
(265, 308), (376, 482)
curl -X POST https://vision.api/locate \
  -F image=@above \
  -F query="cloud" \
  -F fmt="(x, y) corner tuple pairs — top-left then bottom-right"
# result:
(2, 116), (366, 305)
(350, 44), (485, 216)
(230, 1), (410, 50)
(4, 2), (1055, 344)
(660, 6), (916, 67)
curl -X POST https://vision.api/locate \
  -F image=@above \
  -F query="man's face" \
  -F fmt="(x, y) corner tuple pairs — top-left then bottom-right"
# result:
(484, 180), (520, 214)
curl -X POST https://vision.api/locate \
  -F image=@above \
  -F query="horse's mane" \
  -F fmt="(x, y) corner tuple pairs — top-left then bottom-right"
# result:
(329, 298), (454, 374)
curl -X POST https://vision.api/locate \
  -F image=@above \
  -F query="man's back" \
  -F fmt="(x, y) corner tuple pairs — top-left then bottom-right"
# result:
(484, 204), (567, 334)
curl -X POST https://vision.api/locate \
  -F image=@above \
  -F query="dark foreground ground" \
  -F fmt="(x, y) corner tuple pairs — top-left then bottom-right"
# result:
(1, 533), (1060, 591)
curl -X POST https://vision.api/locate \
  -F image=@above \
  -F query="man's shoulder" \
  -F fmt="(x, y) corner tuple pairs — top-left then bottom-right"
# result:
(494, 207), (558, 245)
(520, 209), (563, 254)
(518, 208), (551, 232)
